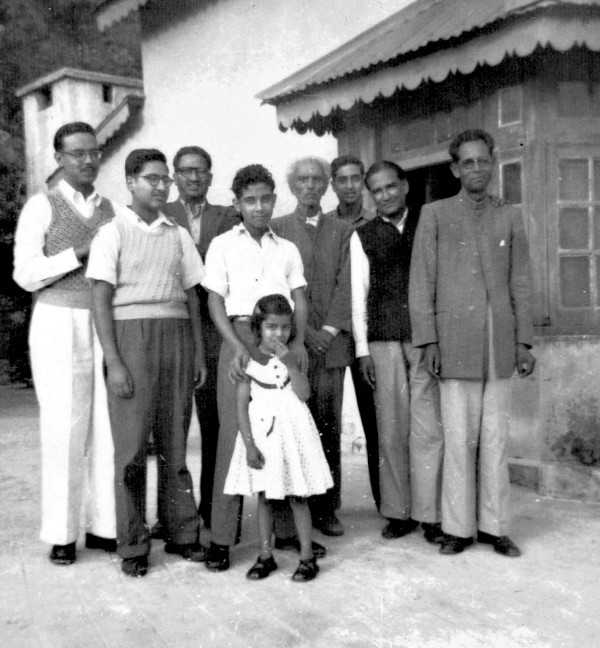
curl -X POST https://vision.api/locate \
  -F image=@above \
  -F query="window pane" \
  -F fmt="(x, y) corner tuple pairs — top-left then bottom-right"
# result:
(594, 159), (600, 200)
(560, 256), (590, 307)
(502, 162), (522, 204)
(594, 207), (600, 250)
(499, 86), (522, 125)
(559, 208), (589, 249)
(559, 159), (589, 201)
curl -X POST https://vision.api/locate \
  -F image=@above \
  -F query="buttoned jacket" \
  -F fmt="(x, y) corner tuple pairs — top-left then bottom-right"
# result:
(409, 191), (533, 379)
(164, 199), (239, 357)
(272, 209), (353, 368)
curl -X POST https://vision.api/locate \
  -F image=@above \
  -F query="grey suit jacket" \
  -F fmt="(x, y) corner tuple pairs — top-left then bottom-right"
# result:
(272, 209), (353, 368)
(409, 190), (533, 379)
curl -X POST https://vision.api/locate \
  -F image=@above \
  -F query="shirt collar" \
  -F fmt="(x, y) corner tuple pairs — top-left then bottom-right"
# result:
(124, 206), (175, 229)
(458, 188), (490, 212)
(180, 197), (206, 216)
(58, 178), (102, 206)
(380, 208), (408, 232)
(234, 222), (279, 241)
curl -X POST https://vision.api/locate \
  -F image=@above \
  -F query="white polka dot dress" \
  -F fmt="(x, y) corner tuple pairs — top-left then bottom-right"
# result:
(224, 357), (333, 500)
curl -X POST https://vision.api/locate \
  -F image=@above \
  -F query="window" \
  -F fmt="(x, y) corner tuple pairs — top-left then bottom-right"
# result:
(500, 161), (522, 205)
(102, 84), (113, 103)
(38, 85), (52, 110)
(499, 86), (522, 126)
(552, 153), (600, 330)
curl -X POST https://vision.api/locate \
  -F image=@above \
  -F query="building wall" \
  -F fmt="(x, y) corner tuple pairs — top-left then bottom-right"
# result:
(22, 77), (141, 196)
(94, 0), (413, 213)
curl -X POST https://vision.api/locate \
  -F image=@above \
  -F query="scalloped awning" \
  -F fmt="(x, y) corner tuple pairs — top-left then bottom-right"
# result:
(257, 0), (600, 130)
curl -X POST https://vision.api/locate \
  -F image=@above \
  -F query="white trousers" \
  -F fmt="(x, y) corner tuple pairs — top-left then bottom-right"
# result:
(29, 301), (115, 545)
(369, 341), (443, 522)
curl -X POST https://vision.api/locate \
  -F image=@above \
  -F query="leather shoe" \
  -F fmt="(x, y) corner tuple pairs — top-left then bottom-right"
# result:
(381, 518), (418, 539)
(246, 555), (278, 580)
(49, 543), (76, 565)
(291, 556), (319, 582)
(150, 521), (165, 540)
(121, 555), (148, 577)
(421, 523), (445, 545)
(273, 537), (327, 558)
(85, 533), (117, 552)
(165, 542), (207, 562)
(440, 534), (474, 555)
(477, 531), (521, 557)
(205, 542), (230, 572)
(316, 515), (345, 537)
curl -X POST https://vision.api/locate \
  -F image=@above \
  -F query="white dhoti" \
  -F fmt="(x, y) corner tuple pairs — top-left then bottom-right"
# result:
(29, 301), (115, 545)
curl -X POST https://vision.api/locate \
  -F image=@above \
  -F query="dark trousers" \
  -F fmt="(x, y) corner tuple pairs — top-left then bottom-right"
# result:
(195, 354), (219, 527)
(108, 318), (200, 559)
(350, 359), (380, 510)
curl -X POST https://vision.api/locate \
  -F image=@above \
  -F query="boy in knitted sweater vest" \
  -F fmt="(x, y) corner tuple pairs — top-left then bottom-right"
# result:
(87, 149), (206, 577)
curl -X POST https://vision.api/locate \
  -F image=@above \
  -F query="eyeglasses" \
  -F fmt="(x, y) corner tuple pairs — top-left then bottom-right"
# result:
(137, 174), (174, 187)
(176, 167), (211, 179)
(62, 149), (102, 162)
(458, 158), (493, 171)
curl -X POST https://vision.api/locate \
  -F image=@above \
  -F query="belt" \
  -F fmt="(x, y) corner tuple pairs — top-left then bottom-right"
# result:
(230, 315), (252, 323)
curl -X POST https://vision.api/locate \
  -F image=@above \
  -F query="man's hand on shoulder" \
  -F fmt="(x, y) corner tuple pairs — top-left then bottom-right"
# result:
(516, 343), (536, 377)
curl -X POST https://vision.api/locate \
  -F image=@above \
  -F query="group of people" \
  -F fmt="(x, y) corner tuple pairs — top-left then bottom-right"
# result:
(12, 120), (535, 582)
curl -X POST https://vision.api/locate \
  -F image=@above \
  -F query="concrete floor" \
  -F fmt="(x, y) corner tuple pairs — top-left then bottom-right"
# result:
(1, 383), (599, 648)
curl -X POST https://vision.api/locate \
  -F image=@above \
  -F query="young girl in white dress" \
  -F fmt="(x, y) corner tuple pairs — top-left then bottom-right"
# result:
(224, 294), (333, 582)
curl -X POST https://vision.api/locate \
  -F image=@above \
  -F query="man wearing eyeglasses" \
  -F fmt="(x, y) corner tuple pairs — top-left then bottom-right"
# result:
(13, 122), (117, 565)
(410, 129), (535, 558)
(162, 146), (239, 539)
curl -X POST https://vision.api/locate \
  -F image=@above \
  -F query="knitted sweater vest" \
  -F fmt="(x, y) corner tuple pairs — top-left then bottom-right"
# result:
(356, 214), (418, 343)
(38, 191), (114, 309)
(112, 217), (189, 320)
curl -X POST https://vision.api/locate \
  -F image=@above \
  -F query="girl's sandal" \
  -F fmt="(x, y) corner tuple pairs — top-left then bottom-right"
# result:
(291, 556), (319, 582)
(246, 555), (278, 580)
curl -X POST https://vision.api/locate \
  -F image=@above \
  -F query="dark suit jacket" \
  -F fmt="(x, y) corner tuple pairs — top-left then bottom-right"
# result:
(271, 210), (353, 368)
(164, 199), (240, 357)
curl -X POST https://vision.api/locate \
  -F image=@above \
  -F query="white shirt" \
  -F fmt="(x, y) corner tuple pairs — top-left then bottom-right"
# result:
(351, 211), (408, 357)
(13, 179), (105, 293)
(202, 223), (306, 316)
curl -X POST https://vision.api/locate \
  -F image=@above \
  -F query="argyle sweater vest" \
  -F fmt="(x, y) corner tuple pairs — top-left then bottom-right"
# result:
(38, 191), (114, 309)
(356, 214), (418, 343)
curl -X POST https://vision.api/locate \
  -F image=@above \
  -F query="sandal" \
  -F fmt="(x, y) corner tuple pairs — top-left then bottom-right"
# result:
(246, 555), (278, 580)
(291, 556), (319, 582)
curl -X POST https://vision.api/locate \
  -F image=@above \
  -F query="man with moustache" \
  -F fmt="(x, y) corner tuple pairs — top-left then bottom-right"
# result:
(351, 161), (443, 542)
(161, 146), (239, 535)
(13, 122), (116, 565)
(325, 155), (380, 510)
(271, 157), (353, 537)
(410, 130), (535, 556)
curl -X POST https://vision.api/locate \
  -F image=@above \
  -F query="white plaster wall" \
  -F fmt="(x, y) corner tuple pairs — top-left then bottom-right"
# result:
(95, 0), (414, 213)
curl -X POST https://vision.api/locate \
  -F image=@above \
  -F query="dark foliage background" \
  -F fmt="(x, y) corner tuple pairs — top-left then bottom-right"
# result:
(0, 0), (141, 382)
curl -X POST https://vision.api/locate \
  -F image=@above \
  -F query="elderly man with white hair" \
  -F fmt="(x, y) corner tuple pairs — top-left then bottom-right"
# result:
(271, 157), (353, 538)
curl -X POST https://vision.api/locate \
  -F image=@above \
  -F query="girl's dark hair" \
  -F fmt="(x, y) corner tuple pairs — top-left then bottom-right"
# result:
(251, 294), (293, 342)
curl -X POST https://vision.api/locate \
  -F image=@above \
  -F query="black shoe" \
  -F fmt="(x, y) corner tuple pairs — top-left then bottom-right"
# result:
(49, 543), (76, 565)
(421, 522), (445, 545)
(291, 556), (319, 582)
(121, 555), (148, 577)
(316, 515), (345, 537)
(246, 555), (278, 580)
(477, 531), (521, 557)
(165, 542), (207, 562)
(381, 518), (418, 539)
(440, 534), (474, 555)
(85, 533), (117, 552)
(150, 521), (165, 540)
(273, 537), (327, 559)
(205, 542), (230, 572)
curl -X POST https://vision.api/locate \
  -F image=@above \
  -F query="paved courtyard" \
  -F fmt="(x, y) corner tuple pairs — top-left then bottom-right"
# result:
(1, 383), (599, 648)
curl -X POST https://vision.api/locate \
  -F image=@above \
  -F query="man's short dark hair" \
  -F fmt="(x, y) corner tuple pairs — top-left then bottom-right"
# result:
(448, 129), (495, 162)
(231, 164), (275, 199)
(125, 149), (167, 177)
(365, 160), (407, 190)
(53, 122), (95, 152)
(173, 146), (212, 171)
(330, 155), (365, 180)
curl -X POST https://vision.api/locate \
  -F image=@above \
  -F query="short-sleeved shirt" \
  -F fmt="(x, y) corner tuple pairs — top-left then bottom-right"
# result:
(202, 223), (306, 316)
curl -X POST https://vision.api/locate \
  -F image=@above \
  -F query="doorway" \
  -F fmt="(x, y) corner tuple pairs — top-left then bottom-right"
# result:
(406, 162), (460, 212)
